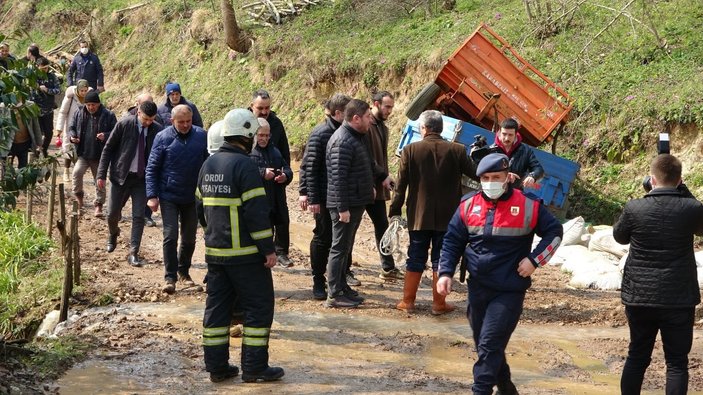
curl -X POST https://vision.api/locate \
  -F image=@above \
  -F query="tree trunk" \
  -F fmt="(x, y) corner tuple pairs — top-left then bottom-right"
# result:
(221, 0), (251, 53)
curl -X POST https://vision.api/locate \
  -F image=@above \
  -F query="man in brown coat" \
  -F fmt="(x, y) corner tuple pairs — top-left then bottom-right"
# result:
(389, 109), (473, 315)
(360, 91), (401, 282)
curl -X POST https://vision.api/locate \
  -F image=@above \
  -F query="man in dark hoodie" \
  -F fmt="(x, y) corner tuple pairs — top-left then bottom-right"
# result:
(488, 118), (543, 190)
(69, 91), (117, 216)
(157, 82), (204, 127)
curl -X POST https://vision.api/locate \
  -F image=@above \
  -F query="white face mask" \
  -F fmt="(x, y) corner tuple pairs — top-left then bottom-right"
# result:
(80, 47), (89, 55)
(481, 181), (506, 200)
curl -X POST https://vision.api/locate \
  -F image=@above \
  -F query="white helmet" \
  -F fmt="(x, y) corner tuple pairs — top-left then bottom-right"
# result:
(221, 108), (259, 138)
(207, 120), (225, 154)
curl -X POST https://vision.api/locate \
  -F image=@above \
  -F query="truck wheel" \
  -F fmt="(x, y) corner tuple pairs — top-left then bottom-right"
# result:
(405, 82), (441, 120)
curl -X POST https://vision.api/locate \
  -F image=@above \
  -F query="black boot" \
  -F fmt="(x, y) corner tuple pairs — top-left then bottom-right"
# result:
(495, 380), (519, 395)
(210, 364), (239, 383)
(241, 366), (285, 383)
(312, 275), (327, 300)
(106, 233), (118, 253)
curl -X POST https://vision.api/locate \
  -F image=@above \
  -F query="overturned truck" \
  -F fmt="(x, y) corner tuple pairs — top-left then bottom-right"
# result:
(399, 23), (579, 214)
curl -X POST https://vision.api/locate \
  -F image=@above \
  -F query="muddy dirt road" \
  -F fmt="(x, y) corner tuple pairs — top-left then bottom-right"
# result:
(9, 168), (703, 394)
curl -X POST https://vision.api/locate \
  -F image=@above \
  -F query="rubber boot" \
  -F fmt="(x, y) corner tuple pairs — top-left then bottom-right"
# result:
(94, 203), (104, 218)
(495, 380), (519, 395)
(396, 271), (422, 313)
(431, 271), (456, 315)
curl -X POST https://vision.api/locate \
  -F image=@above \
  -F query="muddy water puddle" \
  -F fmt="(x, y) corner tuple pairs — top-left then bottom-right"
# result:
(57, 300), (703, 394)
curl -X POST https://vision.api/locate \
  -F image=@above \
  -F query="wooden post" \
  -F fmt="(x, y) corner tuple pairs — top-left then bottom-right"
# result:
(59, 202), (75, 323)
(71, 201), (80, 286)
(58, 184), (67, 255)
(46, 161), (57, 236)
(26, 152), (34, 222)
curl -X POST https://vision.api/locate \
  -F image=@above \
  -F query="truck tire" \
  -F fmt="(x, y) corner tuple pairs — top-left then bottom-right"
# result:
(405, 82), (441, 120)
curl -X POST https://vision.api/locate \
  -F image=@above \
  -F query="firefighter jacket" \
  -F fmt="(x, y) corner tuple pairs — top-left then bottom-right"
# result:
(438, 186), (563, 292)
(196, 143), (275, 265)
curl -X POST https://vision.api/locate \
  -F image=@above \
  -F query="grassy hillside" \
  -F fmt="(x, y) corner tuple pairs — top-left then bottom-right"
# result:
(3, 0), (703, 223)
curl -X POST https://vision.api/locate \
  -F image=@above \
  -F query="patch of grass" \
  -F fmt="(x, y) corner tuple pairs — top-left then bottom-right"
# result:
(26, 336), (92, 379)
(0, 211), (59, 339)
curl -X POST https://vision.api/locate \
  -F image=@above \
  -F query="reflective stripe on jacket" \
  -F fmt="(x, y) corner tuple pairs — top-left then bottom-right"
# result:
(196, 144), (274, 264)
(438, 187), (562, 292)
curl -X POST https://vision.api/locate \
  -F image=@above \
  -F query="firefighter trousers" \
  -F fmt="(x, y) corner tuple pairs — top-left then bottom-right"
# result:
(203, 262), (275, 374)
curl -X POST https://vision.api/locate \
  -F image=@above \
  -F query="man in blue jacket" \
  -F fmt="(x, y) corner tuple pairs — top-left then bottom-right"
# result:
(146, 104), (208, 294)
(436, 153), (562, 395)
(613, 154), (703, 395)
(67, 40), (104, 92)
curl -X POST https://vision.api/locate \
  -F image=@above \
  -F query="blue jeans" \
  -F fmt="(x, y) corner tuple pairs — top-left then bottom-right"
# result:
(327, 206), (364, 297)
(468, 283), (525, 395)
(160, 200), (197, 281)
(106, 173), (146, 254)
(621, 306), (694, 395)
(405, 230), (446, 273)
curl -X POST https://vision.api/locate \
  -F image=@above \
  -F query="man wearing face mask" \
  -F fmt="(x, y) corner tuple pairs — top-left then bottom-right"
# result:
(67, 40), (105, 92)
(436, 153), (562, 395)
(196, 108), (284, 383)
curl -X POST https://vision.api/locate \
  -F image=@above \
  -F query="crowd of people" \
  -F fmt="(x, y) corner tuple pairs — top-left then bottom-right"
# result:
(2, 39), (700, 394)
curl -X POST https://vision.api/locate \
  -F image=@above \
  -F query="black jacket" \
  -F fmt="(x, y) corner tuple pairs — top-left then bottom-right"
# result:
(250, 110), (290, 164)
(33, 71), (61, 115)
(196, 143), (275, 265)
(492, 133), (544, 189)
(300, 116), (341, 205)
(325, 122), (376, 212)
(613, 187), (703, 307)
(69, 105), (117, 160)
(250, 143), (293, 225)
(67, 52), (104, 89)
(97, 115), (163, 185)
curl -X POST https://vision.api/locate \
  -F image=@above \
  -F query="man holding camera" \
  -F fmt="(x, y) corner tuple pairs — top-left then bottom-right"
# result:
(613, 153), (703, 394)
(250, 118), (293, 268)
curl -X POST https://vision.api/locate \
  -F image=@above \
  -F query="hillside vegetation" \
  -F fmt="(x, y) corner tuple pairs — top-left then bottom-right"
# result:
(2, 0), (703, 223)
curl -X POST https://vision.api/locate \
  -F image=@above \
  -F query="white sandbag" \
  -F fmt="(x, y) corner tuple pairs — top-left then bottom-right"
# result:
(568, 261), (621, 289)
(593, 271), (622, 290)
(698, 267), (703, 289)
(561, 247), (619, 275)
(695, 251), (703, 268)
(561, 216), (586, 246)
(619, 253), (628, 271)
(556, 245), (589, 271)
(580, 233), (591, 246)
(588, 228), (629, 258)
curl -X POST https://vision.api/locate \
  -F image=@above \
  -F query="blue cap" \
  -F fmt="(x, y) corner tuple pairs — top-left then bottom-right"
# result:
(476, 153), (510, 176)
(165, 82), (181, 95)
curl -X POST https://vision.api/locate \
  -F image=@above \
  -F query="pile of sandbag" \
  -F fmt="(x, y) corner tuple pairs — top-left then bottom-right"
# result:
(546, 217), (626, 291)
(548, 217), (703, 290)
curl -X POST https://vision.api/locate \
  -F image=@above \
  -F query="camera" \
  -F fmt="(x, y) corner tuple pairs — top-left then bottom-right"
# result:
(642, 133), (670, 192)
(469, 134), (499, 163)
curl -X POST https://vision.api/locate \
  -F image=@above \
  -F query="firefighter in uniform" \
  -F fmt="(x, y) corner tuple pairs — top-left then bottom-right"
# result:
(196, 108), (285, 383)
(436, 153), (562, 395)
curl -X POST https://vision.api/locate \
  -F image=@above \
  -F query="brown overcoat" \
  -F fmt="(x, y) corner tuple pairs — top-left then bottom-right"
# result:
(363, 114), (390, 201)
(389, 133), (473, 231)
